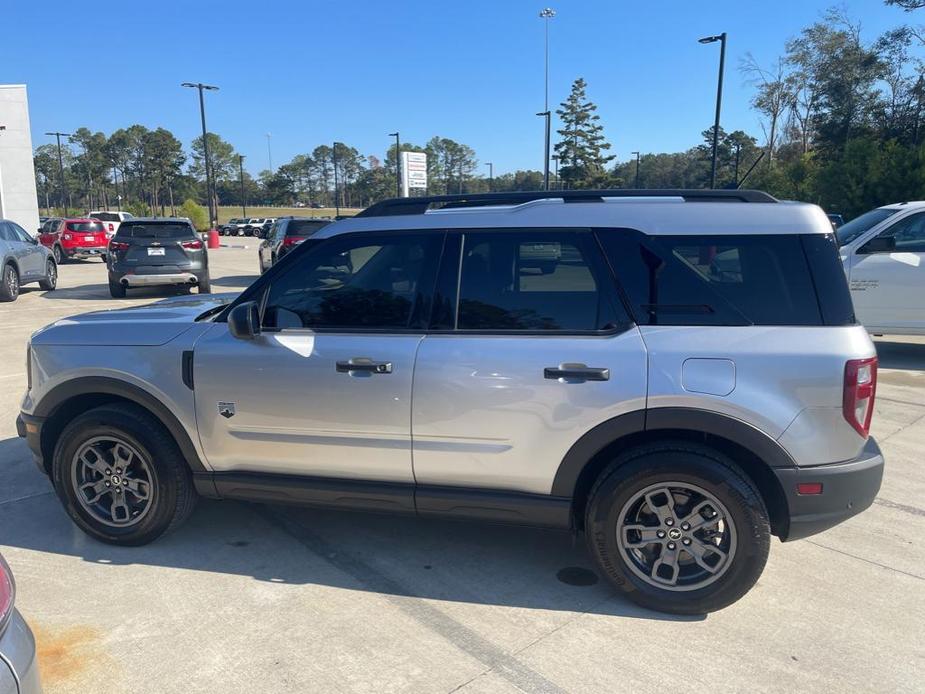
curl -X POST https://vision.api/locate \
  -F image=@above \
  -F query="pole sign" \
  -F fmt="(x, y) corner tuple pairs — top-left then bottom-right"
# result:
(400, 151), (427, 197)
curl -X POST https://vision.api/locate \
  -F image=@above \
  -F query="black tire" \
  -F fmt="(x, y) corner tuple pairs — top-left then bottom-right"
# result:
(108, 277), (126, 298)
(198, 274), (211, 294)
(585, 442), (770, 615)
(38, 260), (57, 291)
(51, 403), (197, 546)
(53, 245), (64, 264)
(0, 264), (19, 302)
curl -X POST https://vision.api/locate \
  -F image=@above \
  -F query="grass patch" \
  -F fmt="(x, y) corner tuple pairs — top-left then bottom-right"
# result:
(216, 206), (360, 224)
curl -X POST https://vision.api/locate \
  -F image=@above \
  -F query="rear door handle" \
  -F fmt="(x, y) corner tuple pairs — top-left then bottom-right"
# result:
(336, 358), (393, 375)
(544, 363), (610, 382)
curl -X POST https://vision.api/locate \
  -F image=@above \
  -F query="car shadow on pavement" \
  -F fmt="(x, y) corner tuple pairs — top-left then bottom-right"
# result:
(874, 340), (925, 372)
(209, 274), (258, 288)
(0, 437), (698, 623)
(31, 283), (200, 301)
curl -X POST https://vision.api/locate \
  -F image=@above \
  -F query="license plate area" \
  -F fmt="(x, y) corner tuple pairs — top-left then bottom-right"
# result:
(147, 248), (166, 256)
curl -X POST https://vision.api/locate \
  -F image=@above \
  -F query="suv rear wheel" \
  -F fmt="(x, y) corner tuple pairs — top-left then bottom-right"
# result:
(108, 277), (126, 298)
(39, 260), (57, 290)
(52, 404), (197, 545)
(53, 245), (64, 264)
(585, 442), (770, 614)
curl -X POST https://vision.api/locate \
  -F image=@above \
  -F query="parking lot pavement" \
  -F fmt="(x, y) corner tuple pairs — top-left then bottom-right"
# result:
(0, 249), (922, 693)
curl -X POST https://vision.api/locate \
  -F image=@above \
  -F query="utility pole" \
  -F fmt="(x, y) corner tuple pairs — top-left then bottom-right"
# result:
(239, 155), (247, 217)
(181, 82), (220, 228)
(485, 162), (493, 192)
(733, 142), (741, 187)
(631, 151), (641, 188)
(389, 132), (401, 197)
(266, 133), (273, 172)
(45, 131), (72, 212)
(332, 142), (341, 217)
(539, 8), (555, 191)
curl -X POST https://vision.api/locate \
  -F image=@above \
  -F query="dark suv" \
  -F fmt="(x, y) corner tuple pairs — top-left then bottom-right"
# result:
(107, 218), (210, 298)
(258, 217), (330, 272)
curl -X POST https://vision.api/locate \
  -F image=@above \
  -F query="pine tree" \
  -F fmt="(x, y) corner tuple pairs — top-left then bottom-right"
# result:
(554, 78), (614, 188)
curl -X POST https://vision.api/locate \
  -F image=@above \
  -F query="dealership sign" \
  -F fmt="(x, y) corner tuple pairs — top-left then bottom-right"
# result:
(400, 151), (427, 196)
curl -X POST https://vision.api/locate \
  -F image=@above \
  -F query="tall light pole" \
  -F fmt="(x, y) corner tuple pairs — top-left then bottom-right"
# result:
(485, 162), (493, 191)
(539, 7), (555, 191)
(266, 133), (273, 172)
(389, 132), (401, 197)
(537, 111), (551, 190)
(181, 82), (219, 227)
(733, 141), (741, 187)
(631, 151), (641, 188)
(45, 132), (72, 212)
(332, 141), (341, 217)
(699, 32), (726, 189)
(239, 155), (247, 217)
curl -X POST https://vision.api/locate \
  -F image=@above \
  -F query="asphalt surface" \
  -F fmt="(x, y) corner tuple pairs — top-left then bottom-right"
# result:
(0, 246), (923, 693)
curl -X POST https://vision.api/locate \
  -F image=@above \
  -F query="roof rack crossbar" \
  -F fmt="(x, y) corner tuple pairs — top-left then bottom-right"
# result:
(356, 189), (778, 217)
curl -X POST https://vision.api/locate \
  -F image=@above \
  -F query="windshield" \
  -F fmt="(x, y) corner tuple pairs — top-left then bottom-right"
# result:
(835, 208), (900, 246)
(116, 223), (195, 239)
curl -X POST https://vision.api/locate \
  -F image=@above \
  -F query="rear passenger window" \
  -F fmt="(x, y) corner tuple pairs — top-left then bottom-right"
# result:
(598, 231), (823, 326)
(456, 231), (623, 331)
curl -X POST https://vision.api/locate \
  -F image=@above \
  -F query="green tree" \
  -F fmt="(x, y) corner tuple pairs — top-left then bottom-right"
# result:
(554, 78), (614, 188)
(178, 198), (209, 231)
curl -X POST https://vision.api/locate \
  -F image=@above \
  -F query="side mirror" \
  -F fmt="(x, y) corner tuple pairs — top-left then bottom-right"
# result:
(228, 301), (261, 339)
(858, 235), (896, 254)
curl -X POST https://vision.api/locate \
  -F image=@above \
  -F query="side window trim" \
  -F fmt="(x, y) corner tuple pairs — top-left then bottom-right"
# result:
(860, 210), (925, 254)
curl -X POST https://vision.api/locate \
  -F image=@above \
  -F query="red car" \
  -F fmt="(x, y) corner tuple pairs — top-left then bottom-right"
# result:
(39, 218), (109, 263)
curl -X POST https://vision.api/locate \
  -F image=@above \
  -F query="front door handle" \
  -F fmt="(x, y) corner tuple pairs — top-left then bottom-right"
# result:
(336, 358), (393, 375)
(544, 363), (610, 382)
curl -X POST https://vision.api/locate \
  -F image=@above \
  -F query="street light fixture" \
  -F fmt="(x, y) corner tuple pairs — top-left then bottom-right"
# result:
(181, 82), (219, 228)
(539, 7), (556, 191)
(45, 131), (72, 212)
(537, 111), (551, 191)
(389, 132), (401, 198)
(485, 162), (493, 191)
(698, 32), (726, 189)
(631, 151), (641, 188)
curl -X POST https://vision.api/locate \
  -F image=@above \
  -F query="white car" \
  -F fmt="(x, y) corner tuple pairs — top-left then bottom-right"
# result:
(838, 202), (925, 336)
(89, 210), (134, 239)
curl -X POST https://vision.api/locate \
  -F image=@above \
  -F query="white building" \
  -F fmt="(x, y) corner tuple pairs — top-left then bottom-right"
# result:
(0, 85), (40, 234)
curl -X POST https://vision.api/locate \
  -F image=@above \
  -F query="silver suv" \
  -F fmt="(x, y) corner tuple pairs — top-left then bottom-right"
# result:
(16, 190), (884, 614)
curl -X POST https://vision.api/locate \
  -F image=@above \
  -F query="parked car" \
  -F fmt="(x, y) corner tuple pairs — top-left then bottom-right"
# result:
(257, 218), (277, 238)
(827, 213), (845, 229)
(88, 210), (134, 238)
(0, 219), (57, 301)
(219, 218), (243, 236)
(0, 553), (42, 694)
(258, 217), (330, 272)
(242, 218), (268, 236)
(309, 202), (323, 209)
(106, 218), (210, 298)
(17, 189), (883, 615)
(836, 201), (925, 335)
(38, 218), (109, 263)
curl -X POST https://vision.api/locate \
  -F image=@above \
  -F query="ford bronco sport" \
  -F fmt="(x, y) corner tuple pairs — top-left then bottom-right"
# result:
(16, 190), (884, 614)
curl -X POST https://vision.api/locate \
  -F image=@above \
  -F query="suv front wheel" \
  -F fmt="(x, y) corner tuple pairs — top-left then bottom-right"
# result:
(52, 403), (198, 545)
(585, 442), (770, 614)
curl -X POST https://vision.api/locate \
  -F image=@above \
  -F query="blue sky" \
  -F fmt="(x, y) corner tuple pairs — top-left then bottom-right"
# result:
(4, 0), (918, 176)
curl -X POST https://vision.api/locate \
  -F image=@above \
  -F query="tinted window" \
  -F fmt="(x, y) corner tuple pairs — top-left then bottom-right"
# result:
(263, 232), (442, 331)
(456, 230), (622, 331)
(599, 231), (823, 326)
(9, 223), (33, 243)
(0, 223), (14, 242)
(91, 212), (119, 222)
(801, 234), (856, 326)
(116, 223), (196, 239)
(286, 220), (329, 237)
(866, 211), (925, 253)
(835, 208), (899, 246)
(66, 222), (105, 232)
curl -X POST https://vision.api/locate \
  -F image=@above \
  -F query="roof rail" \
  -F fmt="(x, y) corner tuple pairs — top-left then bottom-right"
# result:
(356, 189), (778, 217)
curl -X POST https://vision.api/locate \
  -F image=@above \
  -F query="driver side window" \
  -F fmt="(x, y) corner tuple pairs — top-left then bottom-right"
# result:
(262, 232), (443, 331)
(865, 212), (925, 253)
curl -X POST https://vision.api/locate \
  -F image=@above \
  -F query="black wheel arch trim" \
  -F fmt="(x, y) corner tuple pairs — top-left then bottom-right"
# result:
(33, 376), (208, 473)
(551, 407), (797, 497)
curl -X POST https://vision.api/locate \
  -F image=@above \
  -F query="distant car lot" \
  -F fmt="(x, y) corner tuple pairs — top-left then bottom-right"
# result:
(0, 248), (922, 693)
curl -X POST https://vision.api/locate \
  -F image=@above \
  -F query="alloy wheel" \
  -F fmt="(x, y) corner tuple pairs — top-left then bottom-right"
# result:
(6, 267), (18, 297)
(46, 262), (57, 288)
(71, 436), (156, 528)
(616, 481), (737, 592)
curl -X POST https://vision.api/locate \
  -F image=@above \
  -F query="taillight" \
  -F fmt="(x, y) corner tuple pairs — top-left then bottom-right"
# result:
(109, 240), (129, 252)
(843, 357), (877, 437)
(181, 239), (203, 250)
(282, 236), (306, 247)
(108, 223), (114, 232)
(0, 554), (14, 632)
